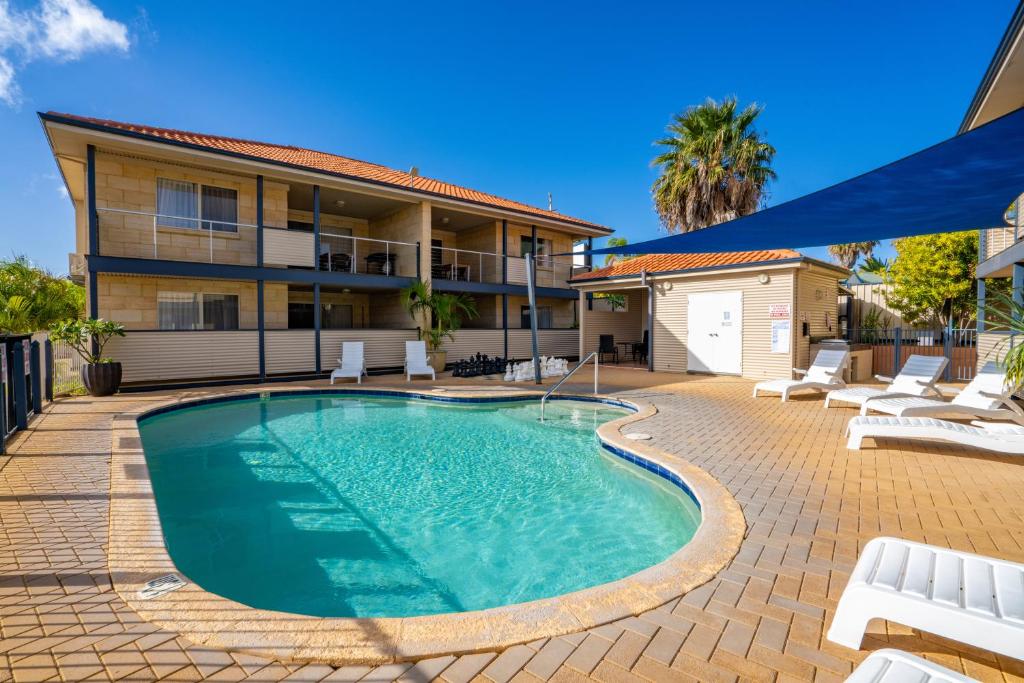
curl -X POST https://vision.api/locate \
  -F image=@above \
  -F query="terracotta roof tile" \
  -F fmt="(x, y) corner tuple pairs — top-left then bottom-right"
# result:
(572, 249), (804, 281)
(46, 112), (609, 232)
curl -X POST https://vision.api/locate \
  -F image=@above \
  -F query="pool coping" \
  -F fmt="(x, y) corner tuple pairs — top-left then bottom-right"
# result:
(107, 385), (746, 666)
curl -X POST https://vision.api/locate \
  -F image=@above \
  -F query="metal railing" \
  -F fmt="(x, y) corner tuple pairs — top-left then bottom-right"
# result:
(97, 207), (258, 265)
(847, 327), (978, 381)
(50, 339), (85, 396)
(540, 351), (598, 422)
(320, 232), (419, 277)
(430, 246), (503, 283)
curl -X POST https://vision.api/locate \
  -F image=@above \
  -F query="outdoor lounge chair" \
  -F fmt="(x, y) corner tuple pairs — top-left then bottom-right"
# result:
(405, 340), (436, 381)
(847, 649), (974, 683)
(752, 349), (849, 401)
(860, 361), (1024, 422)
(845, 415), (1024, 453)
(824, 354), (948, 409)
(827, 536), (1024, 660)
(330, 342), (367, 385)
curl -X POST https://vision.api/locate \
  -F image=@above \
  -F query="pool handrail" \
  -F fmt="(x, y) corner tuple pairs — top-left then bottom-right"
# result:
(540, 351), (599, 422)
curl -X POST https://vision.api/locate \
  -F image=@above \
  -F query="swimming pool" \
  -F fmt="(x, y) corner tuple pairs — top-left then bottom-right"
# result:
(137, 393), (702, 618)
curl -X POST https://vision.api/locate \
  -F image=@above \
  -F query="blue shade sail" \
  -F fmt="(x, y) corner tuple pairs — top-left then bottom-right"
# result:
(587, 107), (1024, 255)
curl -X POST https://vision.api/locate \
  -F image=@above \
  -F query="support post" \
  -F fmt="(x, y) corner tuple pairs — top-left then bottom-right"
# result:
(1013, 263), (1024, 320)
(87, 144), (100, 356)
(944, 316), (954, 381)
(30, 342), (41, 414)
(647, 281), (655, 372)
(977, 278), (987, 333)
(257, 280), (265, 382)
(313, 185), (320, 271)
(44, 339), (53, 402)
(0, 343), (7, 454)
(526, 253), (541, 384)
(502, 294), (508, 360)
(256, 175), (265, 267)
(12, 342), (27, 430)
(893, 327), (902, 377)
(586, 237), (593, 311)
(502, 220), (508, 359)
(314, 283), (321, 374)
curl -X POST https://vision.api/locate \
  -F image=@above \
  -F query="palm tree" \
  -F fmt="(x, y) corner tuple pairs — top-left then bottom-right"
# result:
(827, 241), (879, 270)
(859, 255), (889, 276)
(652, 97), (776, 233)
(603, 237), (634, 266)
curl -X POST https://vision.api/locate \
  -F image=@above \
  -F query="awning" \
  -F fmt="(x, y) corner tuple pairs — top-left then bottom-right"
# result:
(587, 106), (1024, 255)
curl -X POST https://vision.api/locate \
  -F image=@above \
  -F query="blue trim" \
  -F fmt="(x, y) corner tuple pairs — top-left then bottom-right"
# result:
(38, 112), (612, 235)
(257, 280), (265, 381)
(313, 185), (320, 271)
(87, 255), (415, 289)
(29, 342), (41, 415)
(313, 283), (321, 374)
(88, 270), (98, 319)
(135, 389), (697, 506)
(256, 175), (264, 267)
(86, 144), (98, 256)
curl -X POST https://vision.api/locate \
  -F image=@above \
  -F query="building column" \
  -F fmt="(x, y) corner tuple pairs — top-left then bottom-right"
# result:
(977, 278), (987, 333)
(578, 290), (587, 359)
(256, 177), (266, 381)
(86, 145), (99, 355)
(313, 185), (321, 374)
(502, 220), (508, 358)
(1014, 263), (1024, 323)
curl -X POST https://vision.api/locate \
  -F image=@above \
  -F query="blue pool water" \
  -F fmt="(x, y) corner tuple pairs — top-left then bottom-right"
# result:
(138, 394), (702, 618)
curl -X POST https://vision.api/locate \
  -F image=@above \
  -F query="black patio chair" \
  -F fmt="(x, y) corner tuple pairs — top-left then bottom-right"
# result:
(633, 330), (649, 364)
(598, 334), (618, 364)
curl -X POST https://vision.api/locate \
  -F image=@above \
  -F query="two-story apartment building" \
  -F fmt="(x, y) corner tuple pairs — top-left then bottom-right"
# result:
(965, 3), (1024, 365)
(40, 113), (612, 386)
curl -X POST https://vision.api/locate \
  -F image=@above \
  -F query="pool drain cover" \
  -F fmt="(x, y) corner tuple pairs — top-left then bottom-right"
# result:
(625, 433), (652, 441)
(138, 574), (186, 600)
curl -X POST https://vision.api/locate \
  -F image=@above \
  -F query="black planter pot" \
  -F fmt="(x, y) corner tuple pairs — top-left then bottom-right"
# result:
(81, 362), (122, 397)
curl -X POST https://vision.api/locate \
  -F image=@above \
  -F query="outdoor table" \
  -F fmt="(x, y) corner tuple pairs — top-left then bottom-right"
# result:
(617, 340), (640, 361)
(365, 252), (397, 275)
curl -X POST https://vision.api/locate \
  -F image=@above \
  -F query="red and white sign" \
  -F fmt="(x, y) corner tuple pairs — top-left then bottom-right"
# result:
(768, 303), (791, 320)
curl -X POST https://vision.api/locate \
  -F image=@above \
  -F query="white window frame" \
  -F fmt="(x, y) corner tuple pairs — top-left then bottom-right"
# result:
(157, 291), (240, 330)
(156, 178), (239, 233)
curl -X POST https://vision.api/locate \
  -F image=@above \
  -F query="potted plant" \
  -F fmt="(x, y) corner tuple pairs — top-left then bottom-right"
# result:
(49, 318), (126, 396)
(400, 280), (478, 372)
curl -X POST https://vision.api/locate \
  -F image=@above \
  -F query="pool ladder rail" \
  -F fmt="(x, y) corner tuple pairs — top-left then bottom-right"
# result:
(539, 351), (599, 422)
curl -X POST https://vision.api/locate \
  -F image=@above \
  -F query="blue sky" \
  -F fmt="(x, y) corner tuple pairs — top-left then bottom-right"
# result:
(0, 0), (1015, 274)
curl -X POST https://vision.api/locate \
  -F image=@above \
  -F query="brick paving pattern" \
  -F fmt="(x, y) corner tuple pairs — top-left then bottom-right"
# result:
(2, 373), (1024, 681)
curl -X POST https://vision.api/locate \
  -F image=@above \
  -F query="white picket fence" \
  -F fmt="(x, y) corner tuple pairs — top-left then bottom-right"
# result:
(50, 339), (85, 396)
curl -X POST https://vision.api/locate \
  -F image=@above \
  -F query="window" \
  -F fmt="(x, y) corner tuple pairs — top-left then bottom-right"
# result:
(156, 178), (238, 233)
(519, 236), (552, 264)
(521, 305), (552, 328)
(288, 302), (314, 329)
(158, 292), (239, 330)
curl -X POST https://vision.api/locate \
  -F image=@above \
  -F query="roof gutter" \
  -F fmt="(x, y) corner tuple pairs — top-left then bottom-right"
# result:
(959, 0), (1024, 134)
(38, 112), (612, 236)
(570, 256), (810, 287)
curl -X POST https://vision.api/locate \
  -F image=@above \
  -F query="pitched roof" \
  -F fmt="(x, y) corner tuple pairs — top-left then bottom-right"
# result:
(43, 112), (610, 232)
(572, 249), (804, 282)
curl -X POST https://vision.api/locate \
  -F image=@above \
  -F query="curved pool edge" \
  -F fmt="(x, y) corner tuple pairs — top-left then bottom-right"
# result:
(107, 385), (746, 666)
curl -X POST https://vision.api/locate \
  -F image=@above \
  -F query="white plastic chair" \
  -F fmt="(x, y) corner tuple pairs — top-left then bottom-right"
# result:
(861, 362), (1023, 423)
(847, 649), (975, 683)
(753, 349), (850, 401)
(827, 537), (1024, 660)
(405, 340), (436, 381)
(330, 342), (367, 385)
(825, 354), (948, 409)
(845, 415), (1024, 454)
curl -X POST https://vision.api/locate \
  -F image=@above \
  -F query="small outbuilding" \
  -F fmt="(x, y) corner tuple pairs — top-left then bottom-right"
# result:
(571, 250), (848, 380)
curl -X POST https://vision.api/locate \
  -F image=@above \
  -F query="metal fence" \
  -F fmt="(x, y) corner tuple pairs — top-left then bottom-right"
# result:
(848, 327), (978, 380)
(50, 339), (85, 396)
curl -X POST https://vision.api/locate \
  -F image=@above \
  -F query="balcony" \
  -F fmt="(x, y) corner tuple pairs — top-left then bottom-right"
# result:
(430, 246), (586, 289)
(95, 208), (418, 277)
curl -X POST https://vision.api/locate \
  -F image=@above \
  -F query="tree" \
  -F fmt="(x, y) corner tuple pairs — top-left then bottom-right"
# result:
(0, 256), (85, 334)
(652, 97), (776, 233)
(827, 241), (879, 269)
(399, 280), (478, 351)
(859, 255), (889, 276)
(49, 319), (125, 364)
(885, 232), (978, 328)
(603, 237), (638, 266)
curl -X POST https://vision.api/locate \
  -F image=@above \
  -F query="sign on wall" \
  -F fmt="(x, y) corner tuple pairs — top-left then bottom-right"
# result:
(22, 340), (30, 374)
(1, 343), (6, 386)
(769, 303), (791, 353)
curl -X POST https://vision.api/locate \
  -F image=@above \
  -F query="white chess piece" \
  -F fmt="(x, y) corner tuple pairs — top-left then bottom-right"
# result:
(504, 363), (514, 382)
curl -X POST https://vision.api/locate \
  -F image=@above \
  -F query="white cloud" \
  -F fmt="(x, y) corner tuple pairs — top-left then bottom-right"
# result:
(0, 0), (129, 105)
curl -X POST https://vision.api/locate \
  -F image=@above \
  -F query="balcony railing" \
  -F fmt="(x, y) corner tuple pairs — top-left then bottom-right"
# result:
(430, 246), (586, 288)
(97, 207), (259, 265)
(320, 232), (418, 278)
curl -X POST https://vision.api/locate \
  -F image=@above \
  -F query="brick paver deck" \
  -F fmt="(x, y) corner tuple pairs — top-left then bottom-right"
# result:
(2, 371), (1024, 682)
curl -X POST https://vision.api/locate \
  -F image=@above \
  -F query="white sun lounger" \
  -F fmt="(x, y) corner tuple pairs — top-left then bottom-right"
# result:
(847, 649), (975, 683)
(845, 415), (1024, 454)
(405, 340), (436, 381)
(753, 349), (849, 401)
(860, 362), (1023, 423)
(330, 342), (367, 385)
(825, 354), (948, 409)
(827, 537), (1024, 660)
